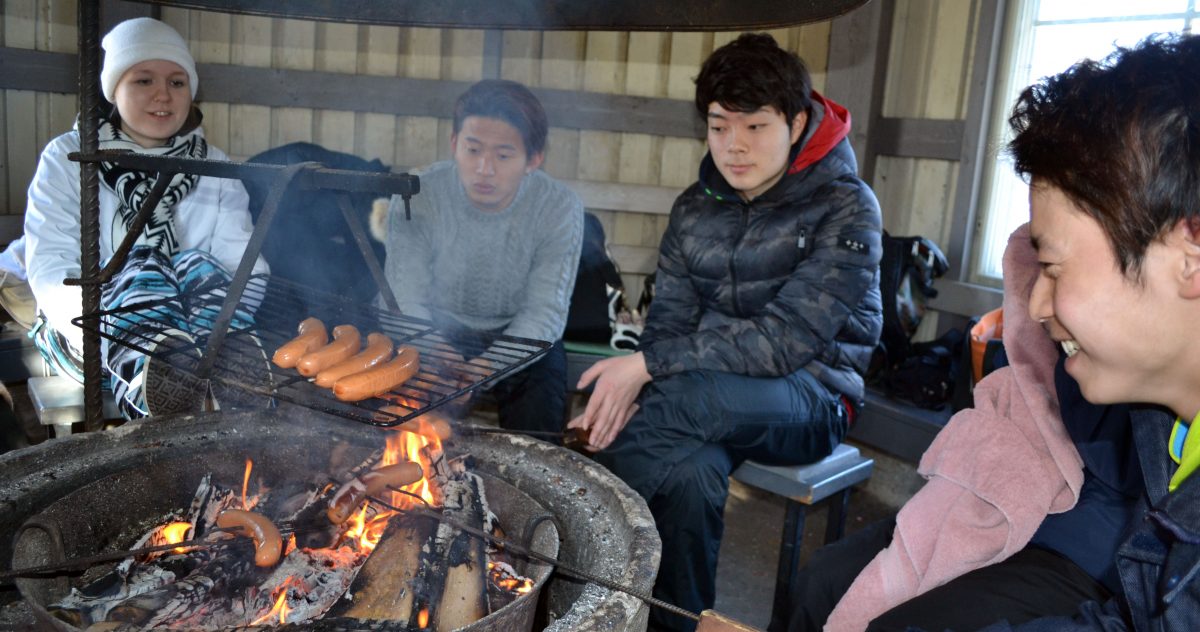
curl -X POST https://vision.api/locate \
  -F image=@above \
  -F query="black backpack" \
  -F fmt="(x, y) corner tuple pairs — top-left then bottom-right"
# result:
(565, 213), (623, 344)
(244, 143), (391, 321)
(872, 232), (950, 375)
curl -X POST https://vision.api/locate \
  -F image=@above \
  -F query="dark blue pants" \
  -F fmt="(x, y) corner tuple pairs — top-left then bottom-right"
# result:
(490, 338), (566, 438)
(594, 368), (848, 632)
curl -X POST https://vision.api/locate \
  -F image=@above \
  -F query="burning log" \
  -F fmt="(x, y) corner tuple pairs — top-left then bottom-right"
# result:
(329, 512), (437, 621)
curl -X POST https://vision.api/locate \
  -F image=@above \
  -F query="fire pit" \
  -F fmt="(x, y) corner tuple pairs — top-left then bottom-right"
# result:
(0, 409), (660, 630)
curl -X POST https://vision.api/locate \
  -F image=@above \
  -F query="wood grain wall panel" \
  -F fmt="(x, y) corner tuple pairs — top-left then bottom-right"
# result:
(0, 94), (9, 212)
(544, 126), (581, 181)
(362, 24), (400, 77)
(358, 112), (397, 167)
(659, 137), (704, 190)
(45, 0), (76, 53)
(230, 14), (272, 67)
(394, 115), (441, 170)
(227, 104), (270, 160)
(617, 133), (661, 185)
(499, 31), (541, 85)
(874, 155), (959, 246)
(402, 28), (442, 79)
(625, 32), (668, 98)
(443, 29), (484, 82)
(5, 1), (36, 49)
(577, 130), (620, 182)
(316, 22), (359, 74)
(540, 31), (585, 90)
(314, 109), (356, 155)
(201, 101), (231, 152)
(796, 22), (832, 92)
(666, 32), (708, 100)
(270, 107), (312, 148)
(5, 91), (36, 214)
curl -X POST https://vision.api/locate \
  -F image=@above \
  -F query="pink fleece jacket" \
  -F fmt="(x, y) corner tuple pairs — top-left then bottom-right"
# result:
(824, 225), (1085, 631)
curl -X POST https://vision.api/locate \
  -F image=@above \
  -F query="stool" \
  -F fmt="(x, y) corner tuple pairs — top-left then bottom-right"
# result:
(27, 375), (120, 437)
(731, 443), (874, 631)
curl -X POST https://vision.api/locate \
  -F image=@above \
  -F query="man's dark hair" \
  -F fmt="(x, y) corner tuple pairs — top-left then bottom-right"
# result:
(453, 79), (548, 157)
(694, 33), (813, 125)
(1009, 34), (1200, 276)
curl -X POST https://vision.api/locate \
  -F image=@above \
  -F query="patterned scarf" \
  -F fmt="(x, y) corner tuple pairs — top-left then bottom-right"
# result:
(92, 111), (207, 256)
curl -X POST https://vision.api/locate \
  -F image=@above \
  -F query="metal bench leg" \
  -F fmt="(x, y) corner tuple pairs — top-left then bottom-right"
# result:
(824, 488), (851, 544)
(769, 499), (806, 632)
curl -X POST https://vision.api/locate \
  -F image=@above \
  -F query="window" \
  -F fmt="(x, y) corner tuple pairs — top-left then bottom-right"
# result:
(972, 0), (1198, 283)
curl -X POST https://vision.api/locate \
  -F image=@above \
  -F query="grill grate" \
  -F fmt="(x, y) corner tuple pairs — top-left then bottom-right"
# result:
(73, 275), (550, 426)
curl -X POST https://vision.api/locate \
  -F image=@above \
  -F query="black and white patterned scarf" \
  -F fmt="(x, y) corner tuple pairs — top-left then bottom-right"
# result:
(94, 112), (207, 256)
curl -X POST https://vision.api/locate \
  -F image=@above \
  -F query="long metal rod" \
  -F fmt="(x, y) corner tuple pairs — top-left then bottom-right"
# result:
(78, 0), (103, 431)
(64, 172), (176, 287)
(369, 493), (702, 623)
(0, 539), (220, 583)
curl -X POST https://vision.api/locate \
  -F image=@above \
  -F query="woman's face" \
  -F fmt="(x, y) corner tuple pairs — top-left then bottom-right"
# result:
(1027, 182), (1188, 410)
(113, 59), (193, 148)
(451, 116), (544, 212)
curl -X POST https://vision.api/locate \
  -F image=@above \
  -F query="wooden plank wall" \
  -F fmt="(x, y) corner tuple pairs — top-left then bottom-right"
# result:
(873, 0), (980, 249)
(0, 0), (979, 307)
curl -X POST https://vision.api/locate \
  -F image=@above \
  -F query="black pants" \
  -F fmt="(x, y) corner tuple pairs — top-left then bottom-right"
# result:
(489, 338), (566, 438)
(595, 368), (848, 632)
(788, 517), (1112, 632)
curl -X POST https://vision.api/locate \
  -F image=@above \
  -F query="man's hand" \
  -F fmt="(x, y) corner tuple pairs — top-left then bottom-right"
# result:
(566, 352), (651, 451)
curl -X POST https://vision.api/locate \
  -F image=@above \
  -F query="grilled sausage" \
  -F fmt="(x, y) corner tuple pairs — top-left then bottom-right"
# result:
(333, 346), (420, 402)
(216, 509), (283, 567)
(272, 317), (327, 369)
(297, 324), (361, 377)
(313, 332), (394, 388)
(326, 461), (424, 524)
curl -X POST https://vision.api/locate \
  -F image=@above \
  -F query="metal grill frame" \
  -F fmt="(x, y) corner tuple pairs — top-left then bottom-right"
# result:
(74, 274), (550, 426)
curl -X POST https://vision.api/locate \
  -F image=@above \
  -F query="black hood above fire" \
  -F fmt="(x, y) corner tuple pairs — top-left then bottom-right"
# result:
(138, 0), (871, 30)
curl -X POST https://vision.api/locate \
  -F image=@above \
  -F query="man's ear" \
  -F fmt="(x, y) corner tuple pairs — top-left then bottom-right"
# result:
(790, 111), (808, 145)
(525, 151), (545, 174)
(1176, 217), (1200, 299)
(449, 132), (458, 156)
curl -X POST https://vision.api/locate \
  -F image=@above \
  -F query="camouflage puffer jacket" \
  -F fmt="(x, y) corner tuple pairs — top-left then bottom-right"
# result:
(639, 134), (883, 403)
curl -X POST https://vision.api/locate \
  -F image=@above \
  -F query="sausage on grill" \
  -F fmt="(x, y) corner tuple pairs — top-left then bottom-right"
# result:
(333, 346), (420, 402)
(314, 332), (394, 388)
(272, 317), (327, 369)
(297, 324), (361, 377)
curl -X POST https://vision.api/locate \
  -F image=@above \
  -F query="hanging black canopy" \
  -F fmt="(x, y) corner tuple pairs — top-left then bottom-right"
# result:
(137, 0), (872, 30)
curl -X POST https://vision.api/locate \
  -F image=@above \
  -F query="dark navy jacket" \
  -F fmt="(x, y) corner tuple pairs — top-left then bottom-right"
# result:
(639, 93), (883, 404)
(996, 407), (1200, 631)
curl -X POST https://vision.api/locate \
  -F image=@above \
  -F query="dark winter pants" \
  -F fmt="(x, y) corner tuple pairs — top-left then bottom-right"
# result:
(594, 368), (849, 632)
(788, 517), (1111, 632)
(490, 338), (567, 438)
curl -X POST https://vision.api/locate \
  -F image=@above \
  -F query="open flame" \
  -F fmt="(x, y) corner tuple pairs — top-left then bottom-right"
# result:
(417, 605), (430, 628)
(337, 415), (444, 552)
(488, 561), (534, 595)
(382, 415), (443, 508)
(241, 458), (253, 509)
(249, 577), (301, 626)
(160, 521), (192, 553)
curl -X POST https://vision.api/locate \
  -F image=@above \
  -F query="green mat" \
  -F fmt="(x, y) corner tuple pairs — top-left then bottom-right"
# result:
(564, 340), (631, 357)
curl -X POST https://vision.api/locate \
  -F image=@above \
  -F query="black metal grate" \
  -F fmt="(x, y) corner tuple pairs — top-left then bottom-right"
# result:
(73, 275), (550, 426)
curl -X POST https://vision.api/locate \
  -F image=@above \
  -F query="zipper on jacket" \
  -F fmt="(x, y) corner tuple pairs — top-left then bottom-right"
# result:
(730, 203), (750, 316)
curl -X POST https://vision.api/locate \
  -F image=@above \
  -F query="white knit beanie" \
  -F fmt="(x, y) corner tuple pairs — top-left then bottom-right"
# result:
(100, 17), (198, 104)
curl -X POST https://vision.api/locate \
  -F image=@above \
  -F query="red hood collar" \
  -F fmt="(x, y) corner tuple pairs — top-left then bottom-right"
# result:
(788, 92), (851, 175)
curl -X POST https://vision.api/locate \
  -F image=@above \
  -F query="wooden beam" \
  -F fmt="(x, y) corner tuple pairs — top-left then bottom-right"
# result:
(0, 47), (703, 138)
(824, 0), (894, 182)
(562, 179), (679, 215)
(946, 0), (1007, 282)
(873, 117), (965, 161)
